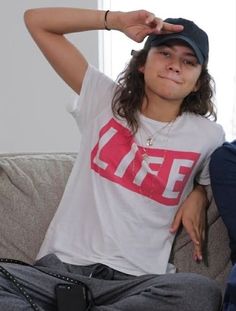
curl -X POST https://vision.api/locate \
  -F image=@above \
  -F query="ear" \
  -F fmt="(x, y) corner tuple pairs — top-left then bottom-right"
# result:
(138, 65), (145, 73)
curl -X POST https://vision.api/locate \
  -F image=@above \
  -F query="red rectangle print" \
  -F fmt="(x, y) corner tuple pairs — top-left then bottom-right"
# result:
(91, 119), (200, 206)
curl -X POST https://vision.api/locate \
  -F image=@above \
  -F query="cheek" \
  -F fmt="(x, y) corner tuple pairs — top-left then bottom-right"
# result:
(188, 72), (201, 92)
(185, 73), (200, 92)
(140, 61), (157, 78)
(190, 79), (200, 92)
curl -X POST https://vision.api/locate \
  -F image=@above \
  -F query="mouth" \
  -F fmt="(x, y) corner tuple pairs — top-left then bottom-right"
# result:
(159, 75), (183, 84)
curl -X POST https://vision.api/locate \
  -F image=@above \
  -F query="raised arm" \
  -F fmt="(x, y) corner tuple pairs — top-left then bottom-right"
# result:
(24, 8), (104, 94)
(24, 8), (183, 94)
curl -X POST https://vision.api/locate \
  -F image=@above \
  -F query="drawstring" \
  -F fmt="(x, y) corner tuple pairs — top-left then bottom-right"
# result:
(89, 264), (115, 280)
(0, 258), (94, 310)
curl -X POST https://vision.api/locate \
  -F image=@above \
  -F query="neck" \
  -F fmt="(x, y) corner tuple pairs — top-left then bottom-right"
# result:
(141, 96), (181, 122)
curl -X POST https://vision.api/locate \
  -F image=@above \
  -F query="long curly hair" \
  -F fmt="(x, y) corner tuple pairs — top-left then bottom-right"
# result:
(111, 48), (216, 134)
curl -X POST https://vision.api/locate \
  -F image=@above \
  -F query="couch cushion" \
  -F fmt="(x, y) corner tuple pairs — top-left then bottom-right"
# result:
(171, 186), (232, 291)
(0, 153), (232, 291)
(0, 153), (76, 263)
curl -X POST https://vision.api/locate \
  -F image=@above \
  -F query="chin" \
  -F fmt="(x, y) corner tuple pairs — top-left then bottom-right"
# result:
(158, 91), (182, 101)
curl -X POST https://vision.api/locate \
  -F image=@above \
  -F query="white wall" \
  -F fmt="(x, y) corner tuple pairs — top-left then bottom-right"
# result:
(0, 0), (98, 153)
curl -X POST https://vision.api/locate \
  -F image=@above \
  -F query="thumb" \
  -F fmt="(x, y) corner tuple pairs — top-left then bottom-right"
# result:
(170, 207), (183, 233)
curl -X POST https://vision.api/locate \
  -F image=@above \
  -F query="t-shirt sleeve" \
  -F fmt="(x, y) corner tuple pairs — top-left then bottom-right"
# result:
(195, 125), (226, 185)
(68, 65), (117, 132)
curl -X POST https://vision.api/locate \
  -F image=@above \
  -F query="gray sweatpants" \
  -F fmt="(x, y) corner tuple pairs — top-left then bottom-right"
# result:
(0, 254), (222, 311)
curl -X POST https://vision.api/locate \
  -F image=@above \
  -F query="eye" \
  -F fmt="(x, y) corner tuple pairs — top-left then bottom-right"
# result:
(183, 58), (197, 66)
(159, 51), (170, 57)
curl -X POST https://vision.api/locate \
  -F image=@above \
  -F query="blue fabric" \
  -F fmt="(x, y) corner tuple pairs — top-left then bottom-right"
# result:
(210, 140), (236, 264)
(210, 141), (236, 311)
(223, 264), (236, 311)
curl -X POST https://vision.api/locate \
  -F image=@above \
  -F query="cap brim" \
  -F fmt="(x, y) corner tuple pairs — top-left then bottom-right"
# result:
(150, 35), (204, 65)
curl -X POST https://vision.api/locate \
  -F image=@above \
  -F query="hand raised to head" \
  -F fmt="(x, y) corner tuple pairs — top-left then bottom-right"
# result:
(113, 10), (183, 43)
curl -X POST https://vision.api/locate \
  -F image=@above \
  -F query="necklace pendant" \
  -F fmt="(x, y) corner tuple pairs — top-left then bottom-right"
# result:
(142, 153), (149, 161)
(146, 137), (153, 146)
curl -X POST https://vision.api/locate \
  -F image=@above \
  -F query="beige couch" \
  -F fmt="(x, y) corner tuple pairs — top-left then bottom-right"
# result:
(0, 153), (232, 292)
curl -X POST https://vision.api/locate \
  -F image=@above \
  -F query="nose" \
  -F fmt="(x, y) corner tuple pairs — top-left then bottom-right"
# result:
(167, 59), (181, 73)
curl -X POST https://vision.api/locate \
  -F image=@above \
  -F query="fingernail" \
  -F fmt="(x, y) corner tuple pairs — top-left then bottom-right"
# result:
(195, 255), (202, 262)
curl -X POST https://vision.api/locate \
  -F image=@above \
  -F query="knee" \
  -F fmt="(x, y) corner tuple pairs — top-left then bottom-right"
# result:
(176, 273), (222, 311)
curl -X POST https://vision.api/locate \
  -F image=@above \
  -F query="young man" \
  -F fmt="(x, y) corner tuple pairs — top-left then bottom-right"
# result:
(0, 8), (224, 310)
(210, 141), (236, 311)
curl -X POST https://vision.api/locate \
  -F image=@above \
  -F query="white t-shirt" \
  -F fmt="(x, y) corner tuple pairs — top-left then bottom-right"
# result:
(37, 65), (225, 276)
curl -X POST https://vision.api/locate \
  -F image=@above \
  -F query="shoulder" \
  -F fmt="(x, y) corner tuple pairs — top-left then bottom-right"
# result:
(77, 64), (117, 110)
(84, 65), (116, 91)
(184, 113), (224, 133)
(180, 113), (225, 146)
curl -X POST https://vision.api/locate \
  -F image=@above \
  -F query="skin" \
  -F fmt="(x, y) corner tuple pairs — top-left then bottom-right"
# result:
(170, 185), (207, 261)
(138, 42), (205, 260)
(24, 8), (183, 95)
(24, 8), (207, 261)
(140, 43), (202, 122)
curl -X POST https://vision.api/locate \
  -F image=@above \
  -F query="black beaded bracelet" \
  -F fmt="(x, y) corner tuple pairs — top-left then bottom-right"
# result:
(104, 10), (111, 31)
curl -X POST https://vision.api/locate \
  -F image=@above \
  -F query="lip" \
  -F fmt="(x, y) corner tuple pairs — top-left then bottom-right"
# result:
(158, 75), (183, 84)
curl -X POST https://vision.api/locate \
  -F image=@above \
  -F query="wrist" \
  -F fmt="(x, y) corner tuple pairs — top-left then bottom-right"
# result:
(104, 10), (111, 30)
(195, 185), (209, 208)
(103, 10), (123, 31)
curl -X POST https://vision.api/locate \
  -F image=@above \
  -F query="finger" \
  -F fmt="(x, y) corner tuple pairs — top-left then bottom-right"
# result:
(201, 213), (206, 241)
(134, 28), (154, 43)
(170, 208), (183, 233)
(145, 13), (156, 24)
(184, 220), (200, 246)
(153, 18), (164, 32)
(145, 15), (164, 32)
(160, 22), (184, 34)
(192, 226), (203, 261)
(201, 227), (206, 242)
(193, 243), (203, 261)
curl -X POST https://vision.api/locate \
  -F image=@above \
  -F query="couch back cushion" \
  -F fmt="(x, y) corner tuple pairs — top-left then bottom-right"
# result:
(0, 153), (75, 263)
(171, 188), (232, 290)
(0, 153), (232, 290)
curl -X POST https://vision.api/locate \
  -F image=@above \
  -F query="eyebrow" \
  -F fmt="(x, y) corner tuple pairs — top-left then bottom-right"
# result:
(158, 44), (197, 59)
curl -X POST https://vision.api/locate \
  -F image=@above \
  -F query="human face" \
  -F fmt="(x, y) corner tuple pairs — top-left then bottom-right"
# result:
(140, 43), (202, 105)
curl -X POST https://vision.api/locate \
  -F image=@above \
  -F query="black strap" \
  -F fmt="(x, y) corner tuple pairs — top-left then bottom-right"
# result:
(0, 258), (94, 311)
(0, 263), (40, 310)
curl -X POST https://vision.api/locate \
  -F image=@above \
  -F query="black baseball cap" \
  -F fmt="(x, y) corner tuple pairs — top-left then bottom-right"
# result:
(144, 18), (209, 64)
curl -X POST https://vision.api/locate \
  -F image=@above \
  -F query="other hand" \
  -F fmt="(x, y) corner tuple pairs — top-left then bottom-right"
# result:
(115, 10), (183, 43)
(170, 185), (208, 262)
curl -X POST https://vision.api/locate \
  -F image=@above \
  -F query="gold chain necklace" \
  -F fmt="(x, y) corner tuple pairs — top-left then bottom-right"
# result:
(134, 120), (175, 201)
(140, 119), (175, 149)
